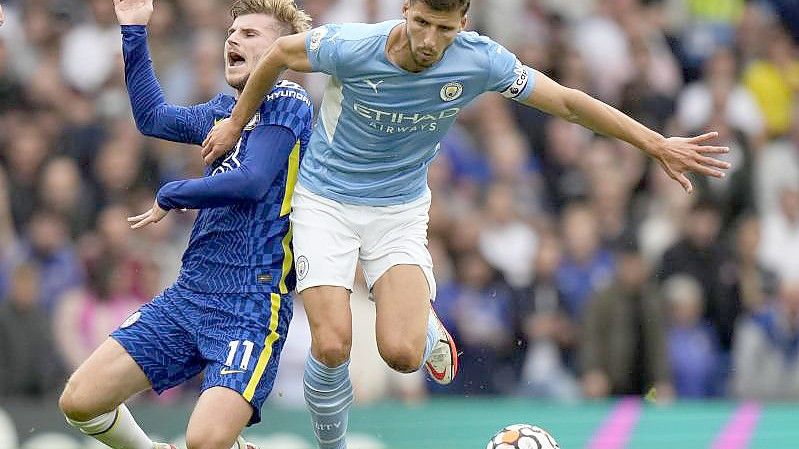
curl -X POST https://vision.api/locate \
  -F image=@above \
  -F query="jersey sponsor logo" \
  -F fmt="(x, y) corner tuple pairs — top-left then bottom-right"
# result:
(296, 255), (309, 281)
(440, 81), (463, 102)
(364, 78), (384, 94)
(265, 88), (312, 107)
(309, 26), (327, 51)
(353, 103), (460, 134)
(500, 60), (530, 99)
(120, 311), (141, 329)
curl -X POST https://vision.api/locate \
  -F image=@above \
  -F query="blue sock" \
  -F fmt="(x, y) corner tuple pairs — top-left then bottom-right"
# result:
(304, 354), (353, 449)
(419, 310), (438, 369)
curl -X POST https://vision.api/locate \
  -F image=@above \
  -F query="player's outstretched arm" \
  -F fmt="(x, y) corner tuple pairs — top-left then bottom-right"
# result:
(201, 32), (311, 164)
(117, 0), (218, 145)
(522, 71), (731, 193)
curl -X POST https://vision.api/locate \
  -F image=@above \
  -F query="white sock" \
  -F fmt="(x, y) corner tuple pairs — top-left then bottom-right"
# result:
(65, 404), (153, 449)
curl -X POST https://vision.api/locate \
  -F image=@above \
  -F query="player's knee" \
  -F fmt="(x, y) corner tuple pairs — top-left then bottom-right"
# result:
(378, 341), (424, 373)
(313, 337), (352, 367)
(185, 426), (237, 449)
(59, 378), (96, 422)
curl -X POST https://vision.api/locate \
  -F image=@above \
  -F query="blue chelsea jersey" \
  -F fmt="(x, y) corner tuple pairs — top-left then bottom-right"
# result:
(300, 20), (536, 206)
(176, 82), (313, 293)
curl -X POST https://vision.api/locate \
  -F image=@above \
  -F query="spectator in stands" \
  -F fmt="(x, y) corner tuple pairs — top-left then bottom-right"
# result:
(664, 275), (720, 398)
(718, 215), (777, 351)
(517, 234), (579, 400)
(759, 184), (799, 282)
(658, 200), (729, 343)
(16, 211), (83, 313)
(580, 241), (673, 400)
(743, 26), (799, 138)
(0, 262), (66, 398)
(447, 251), (516, 395)
(732, 279), (799, 400)
(557, 202), (615, 319)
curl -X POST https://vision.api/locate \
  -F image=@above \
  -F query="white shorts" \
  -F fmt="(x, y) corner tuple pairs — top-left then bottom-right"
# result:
(290, 183), (436, 300)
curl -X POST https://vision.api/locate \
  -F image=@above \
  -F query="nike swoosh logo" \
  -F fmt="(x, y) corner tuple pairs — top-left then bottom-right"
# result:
(220, 368), (246, 375)
(426, 362), (447, 381)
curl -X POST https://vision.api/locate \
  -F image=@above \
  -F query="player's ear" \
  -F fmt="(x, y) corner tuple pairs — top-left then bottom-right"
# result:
(402, 0), (410, 18)
(460, 14), (468, 30)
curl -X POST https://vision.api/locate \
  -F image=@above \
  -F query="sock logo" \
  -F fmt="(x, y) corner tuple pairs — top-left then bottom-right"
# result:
(314, 420), (342, 431)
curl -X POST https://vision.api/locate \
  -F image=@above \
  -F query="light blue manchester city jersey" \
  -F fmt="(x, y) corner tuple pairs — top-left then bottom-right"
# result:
(301, 20), (536, 206)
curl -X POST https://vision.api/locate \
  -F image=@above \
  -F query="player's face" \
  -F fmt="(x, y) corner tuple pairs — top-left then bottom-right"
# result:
(402, 1), (467, 68)
(225, 14), (283, 92)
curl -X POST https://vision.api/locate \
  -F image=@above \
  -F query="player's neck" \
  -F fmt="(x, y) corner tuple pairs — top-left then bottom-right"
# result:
(386, 23), (425, 73)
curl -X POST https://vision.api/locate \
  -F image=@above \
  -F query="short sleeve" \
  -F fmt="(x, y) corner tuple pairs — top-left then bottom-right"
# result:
(258, 82), (314, 139)
(486, 41), (536, 102)
(305, 24), (343, 77)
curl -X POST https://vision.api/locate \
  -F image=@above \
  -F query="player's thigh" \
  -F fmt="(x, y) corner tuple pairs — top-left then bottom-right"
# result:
(185, 386), (252, 449)
(60, 338), (151, 421)
(360, 192), (435, 353)
(372, 264), (431, 359)
(291, 184), (360, 293)
(199, 291), (293, 426)
(301, 286), (354, 366)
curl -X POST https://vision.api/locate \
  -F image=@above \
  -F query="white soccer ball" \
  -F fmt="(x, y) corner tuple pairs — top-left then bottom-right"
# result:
(486, 423), (560, 449)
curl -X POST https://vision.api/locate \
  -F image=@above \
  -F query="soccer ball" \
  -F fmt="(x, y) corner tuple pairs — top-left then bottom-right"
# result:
(486, 424), (560, 449)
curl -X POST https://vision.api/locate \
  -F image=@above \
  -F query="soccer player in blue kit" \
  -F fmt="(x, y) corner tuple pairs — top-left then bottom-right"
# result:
(57, 1), (313, 449)
(202, 0), (732, 448)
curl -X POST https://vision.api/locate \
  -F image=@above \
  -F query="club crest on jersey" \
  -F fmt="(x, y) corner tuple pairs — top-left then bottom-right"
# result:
(440, 82), (463, 102)
(120, 311), (141, 329)
(309, 26), (327, 51)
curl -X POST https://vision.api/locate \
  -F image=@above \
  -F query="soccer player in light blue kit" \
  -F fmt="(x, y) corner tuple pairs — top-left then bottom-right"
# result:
(203, 1), (732, 448)
(58, 1), (312, 449)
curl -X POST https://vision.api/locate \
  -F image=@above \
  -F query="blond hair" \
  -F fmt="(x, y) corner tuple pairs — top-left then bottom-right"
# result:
(230, 0), (312, 35)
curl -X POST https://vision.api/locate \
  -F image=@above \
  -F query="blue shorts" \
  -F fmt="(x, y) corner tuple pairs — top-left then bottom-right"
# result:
(111, 284), (293, 425)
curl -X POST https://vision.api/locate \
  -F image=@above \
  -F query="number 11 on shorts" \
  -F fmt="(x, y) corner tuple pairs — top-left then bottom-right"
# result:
(225, 339), (255, 370)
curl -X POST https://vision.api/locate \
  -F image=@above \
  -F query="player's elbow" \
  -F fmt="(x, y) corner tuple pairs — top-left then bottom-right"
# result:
(238, 178), (270, 202)
(272, 34), (311, 72)
(264, 37), (292, 69)
(132, 114), (159, 137)
(559, 87), (586, 123)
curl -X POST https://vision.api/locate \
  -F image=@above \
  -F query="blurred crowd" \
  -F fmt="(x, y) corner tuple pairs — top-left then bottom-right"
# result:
(2, 0), (799, 407)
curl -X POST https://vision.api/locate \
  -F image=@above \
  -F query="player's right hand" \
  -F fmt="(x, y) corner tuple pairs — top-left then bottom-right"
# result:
(113, 0), (153, 26)
(202, 117), (244, 165)
(0, 4), (5, 27)
(127, 199), (168, 229)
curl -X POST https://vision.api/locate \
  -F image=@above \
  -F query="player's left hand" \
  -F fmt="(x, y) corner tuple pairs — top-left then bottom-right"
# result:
(651, 131), (731, 194)
(0, 4), (6, 27)
(127, 200), (168, 229)
(202, 117), (243, 165)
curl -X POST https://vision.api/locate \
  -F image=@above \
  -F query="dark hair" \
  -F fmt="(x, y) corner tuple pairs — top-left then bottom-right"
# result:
(410, 0), (471, 15)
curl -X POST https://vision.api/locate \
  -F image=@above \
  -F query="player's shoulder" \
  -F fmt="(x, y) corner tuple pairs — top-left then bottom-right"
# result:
(452, 30), (504, 55)
(447, 31), (509, 69)
(255, 80), (313, 123)
(264, 80), (312, 108)
(317, 20), (399, 42)
(210, 93), (236, 110)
